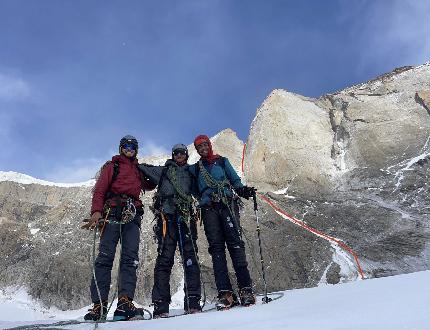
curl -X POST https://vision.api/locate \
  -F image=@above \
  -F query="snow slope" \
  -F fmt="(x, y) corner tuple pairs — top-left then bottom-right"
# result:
(1, 270), (429, 330)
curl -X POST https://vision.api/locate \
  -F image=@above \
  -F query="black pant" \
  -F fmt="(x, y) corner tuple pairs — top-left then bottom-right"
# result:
(152, 213), (201, 304)
(90, 215), (141, 302)
(201, 202), (252, 292)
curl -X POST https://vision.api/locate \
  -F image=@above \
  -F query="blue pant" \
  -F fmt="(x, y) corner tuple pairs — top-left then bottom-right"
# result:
(90, 215), (141, 302)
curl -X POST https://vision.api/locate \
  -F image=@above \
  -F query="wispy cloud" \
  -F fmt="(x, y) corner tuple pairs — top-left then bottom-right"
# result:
(391, 1), (430, 64)
(349, 0), (430, 71)
(376, 1), (430, 63)
(0, 73), (31, 101)
(139, 140), (169, 157)
(45, 157), (107, 183)
(44, 140), (169, 183)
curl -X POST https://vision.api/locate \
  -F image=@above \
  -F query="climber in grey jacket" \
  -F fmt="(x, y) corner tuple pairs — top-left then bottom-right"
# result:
(139, 144), (201, 318)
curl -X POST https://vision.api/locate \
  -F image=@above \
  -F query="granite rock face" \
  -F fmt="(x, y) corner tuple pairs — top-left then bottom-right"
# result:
(0, 183), (93, 309)
(244, 62), (430, 283)
(244, 90), (335, 195)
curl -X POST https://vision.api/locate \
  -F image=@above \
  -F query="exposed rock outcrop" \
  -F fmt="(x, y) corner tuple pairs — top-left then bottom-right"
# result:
(244, 90), (334, 195)
(244, 62), (430, 284)
(416, 90), (430, 114)
(141, 128), (244, 171)
(1, 62), (430, 310)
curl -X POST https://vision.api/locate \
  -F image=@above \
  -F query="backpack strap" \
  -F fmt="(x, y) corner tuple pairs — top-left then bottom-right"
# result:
(112, 160), (120, 183)
(106, 160), (120, 193)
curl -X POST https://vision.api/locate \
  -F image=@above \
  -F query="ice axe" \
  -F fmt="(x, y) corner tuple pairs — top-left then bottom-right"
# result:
(252, 191), (272, 304)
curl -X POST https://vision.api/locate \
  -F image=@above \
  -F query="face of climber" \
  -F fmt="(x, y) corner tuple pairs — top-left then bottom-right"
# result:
(196, 142), (209, 158)
(121, 144), (137, 158)
(173, 149), (187, 165)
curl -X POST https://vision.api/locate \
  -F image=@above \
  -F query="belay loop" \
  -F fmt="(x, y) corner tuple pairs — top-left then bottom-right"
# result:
(120, 198), (137, 224)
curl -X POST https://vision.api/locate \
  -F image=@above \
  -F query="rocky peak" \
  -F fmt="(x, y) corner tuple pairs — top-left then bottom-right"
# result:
(140, 128), (244, 171)
(243, 61), (430, 285)
(244, 89), (334, 195)
(245, 63), (430, 195)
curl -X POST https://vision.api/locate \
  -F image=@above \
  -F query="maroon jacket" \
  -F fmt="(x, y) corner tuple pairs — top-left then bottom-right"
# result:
(91, 154), (155, 215)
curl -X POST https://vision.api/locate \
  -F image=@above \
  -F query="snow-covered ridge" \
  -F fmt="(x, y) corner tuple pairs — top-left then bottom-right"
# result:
(0, 171), (95, 188)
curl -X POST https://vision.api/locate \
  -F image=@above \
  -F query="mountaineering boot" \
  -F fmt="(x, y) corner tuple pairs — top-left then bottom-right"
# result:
(113, 296), (144, 321)
(84, 301), (108, 321)
(215, 291), (239, 310)
(184, 295), (202, 314)
(239, 287), (256, 307)
(153, 300), (169, 318)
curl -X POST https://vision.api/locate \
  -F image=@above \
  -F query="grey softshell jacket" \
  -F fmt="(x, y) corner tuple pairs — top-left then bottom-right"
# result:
(138, 159), (196, 215)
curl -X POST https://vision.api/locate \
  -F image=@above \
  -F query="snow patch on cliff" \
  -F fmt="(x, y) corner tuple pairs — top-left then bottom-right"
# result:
(0, 171), (95, 188)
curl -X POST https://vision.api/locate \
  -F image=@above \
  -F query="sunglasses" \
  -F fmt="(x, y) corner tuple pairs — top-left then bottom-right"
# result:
(122, 143), (136, 151)
(173, 150), (187, 156)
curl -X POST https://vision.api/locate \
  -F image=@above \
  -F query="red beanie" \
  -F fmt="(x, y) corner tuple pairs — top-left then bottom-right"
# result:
(193, 134), (219, 163)
(194, 135), (210, 148)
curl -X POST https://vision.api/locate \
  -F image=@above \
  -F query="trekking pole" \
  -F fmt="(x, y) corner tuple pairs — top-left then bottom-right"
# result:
(176, 215), (191, 311)
(252, 191), (272, 304)
(83, 215), (107, 321)
(190, 208), (206, 310)
(91, 225), (104, 314)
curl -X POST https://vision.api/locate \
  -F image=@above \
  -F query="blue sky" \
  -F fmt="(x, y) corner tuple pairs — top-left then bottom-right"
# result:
(0, 0), (429, 182)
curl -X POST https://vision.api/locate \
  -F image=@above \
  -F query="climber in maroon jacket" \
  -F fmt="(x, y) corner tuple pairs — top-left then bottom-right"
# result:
(82, 135), (155, 322)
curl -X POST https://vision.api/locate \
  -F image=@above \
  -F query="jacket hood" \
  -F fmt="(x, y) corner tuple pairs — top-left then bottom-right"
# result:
(112, 154), (138, 165)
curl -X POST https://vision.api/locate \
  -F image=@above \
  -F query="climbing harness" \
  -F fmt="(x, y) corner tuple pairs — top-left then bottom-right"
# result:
(198, 160), (243, 238)
(198, 160), (231, 206)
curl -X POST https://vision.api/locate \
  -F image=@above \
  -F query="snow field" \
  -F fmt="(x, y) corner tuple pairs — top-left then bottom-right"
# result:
(1, 270), (429, 329)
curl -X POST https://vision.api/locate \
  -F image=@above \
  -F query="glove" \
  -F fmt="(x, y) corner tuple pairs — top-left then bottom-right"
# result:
(235, 186), (256, 200)
(81, 211), (102, 230)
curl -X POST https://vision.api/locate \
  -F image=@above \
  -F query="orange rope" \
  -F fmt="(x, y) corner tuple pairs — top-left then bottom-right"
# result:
(241, 143), (247, 174)
(240, 141), (365, 280)
(258, 193), (365, 280)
